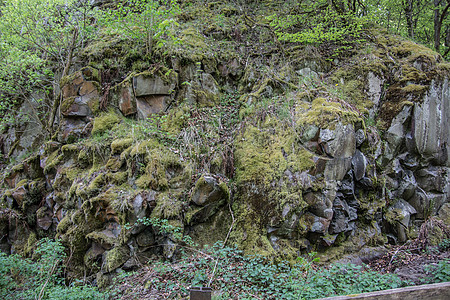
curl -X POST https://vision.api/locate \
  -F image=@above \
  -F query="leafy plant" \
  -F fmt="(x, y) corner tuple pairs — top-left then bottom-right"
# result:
(0, 238), (108, 299)
(267, 1), (366, 58)
(0, 0), (99, 132)
(125, 216), (195, 247)
(102, 0), (180, 56)
(423, 260), (450, 283)
(114, 240), (409, 299)
(439, 239), (450, 251)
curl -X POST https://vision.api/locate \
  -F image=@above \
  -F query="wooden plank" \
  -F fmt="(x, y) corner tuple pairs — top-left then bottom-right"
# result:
(316, 282), (450, 300)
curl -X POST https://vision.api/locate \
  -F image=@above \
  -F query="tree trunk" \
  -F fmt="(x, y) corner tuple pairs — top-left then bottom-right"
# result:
(403, 0), (414, 38)
(48, 28), (78, 134)
(435, 0), (442, 52)
(330, 0), (346, 14)
(434, 0), (450, 53)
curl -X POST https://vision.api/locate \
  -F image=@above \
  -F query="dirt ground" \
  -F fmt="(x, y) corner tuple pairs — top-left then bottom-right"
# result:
(368, 218), (450, 285)
(368, 243), (449, 284)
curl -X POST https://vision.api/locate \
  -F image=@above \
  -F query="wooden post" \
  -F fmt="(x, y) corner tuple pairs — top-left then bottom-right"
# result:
(190, 287), (212, 300)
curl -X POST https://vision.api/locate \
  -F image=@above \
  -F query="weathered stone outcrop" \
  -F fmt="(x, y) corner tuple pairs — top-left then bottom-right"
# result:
(111, 69), (178, 119)
(1, 28), (449, 282)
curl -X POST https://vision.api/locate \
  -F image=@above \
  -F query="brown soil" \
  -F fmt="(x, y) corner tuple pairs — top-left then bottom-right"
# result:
(369, 243), (450, 285)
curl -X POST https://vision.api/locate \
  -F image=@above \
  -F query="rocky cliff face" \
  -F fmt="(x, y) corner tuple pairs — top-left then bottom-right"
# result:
(0, 4), (449, 285)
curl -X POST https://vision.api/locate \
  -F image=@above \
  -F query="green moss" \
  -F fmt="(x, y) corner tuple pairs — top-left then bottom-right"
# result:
(340, 80), (371, 112)
(163, 106), (190, 135)
(60, 67), (100, 88)
(36, 207), (47, 219)
(58, 221), (94, 277)
(136, 162), (167, 189)
(4, 190), (12, 198)
(111, 138), (134, 154)
(135, 149), (185, 190)
(44, 150), (63, 174)
(57, 215), (72, 233)
(11, 163), (25, 173)
(393, 40), (440, 63)
(357, 59), (388, 76)
(188, 208), (233, 248)
(108, 171), (128, 185)
(103, 246), (129, 273)
(184, 206), (204, 225)
(235, 125), (285, 185)
(67, 180), (78, 198)
(81, 137), (112, 168)
(92, 110), (122, 135)
(86, 231), (118, 248)
(235, 119), (314, 185)
(218, 182), (230, 200)
(60, 96), (76, 115)
(135, 66), (178, 85)
(88, 97), (101, 115)
(358, 192), (386, 215)
(418, 217), (449, 246)
(401, 84), (428, 93)
(129, 139), (160, 157)
(16, 179), (28, 188)
(60, 72), (81, 89)
(150, 192), (183, 220)
(65, 166), (84, 181)
(296, 97), (362, 128)
(77, 173), (105, 200)
(230, 201), (276, 257)
(178, 27), (209, 61)
(399, 65), (428, 83)
(436, 62), (450, 75)
(23, 231), (37, 257)
(231, 113), (319, 257)
(81, 189), (119, 217)
(316, 245), (346, 263)
(384, 208), (403, 224)
(61, 144), (80, 155)
(106, 157), (123, 171)
(90, 173), (105, 191)
(80, 66), (100, 82)
(77, 149), (90, 166)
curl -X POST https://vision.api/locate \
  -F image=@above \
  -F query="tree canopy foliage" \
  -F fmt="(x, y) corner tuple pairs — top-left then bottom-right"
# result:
(268, 0), (450, 57)
(0, 0), (447, 133)
(0, 0), (97, 131)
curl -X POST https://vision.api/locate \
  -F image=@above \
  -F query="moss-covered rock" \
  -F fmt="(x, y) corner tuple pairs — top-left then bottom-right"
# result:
(43, 150), (63, 174)
(150, 192), (184, 220)
(296, 97), (362, 128)
(111, 138), (134, 154)
(190, 175), (229, 206)
(57, 214), (72, 233)
(235, 119), (314, 185)
(135, 150), (187, 191)
(91, 110), (122, 135)
(102, 245), (129, 273)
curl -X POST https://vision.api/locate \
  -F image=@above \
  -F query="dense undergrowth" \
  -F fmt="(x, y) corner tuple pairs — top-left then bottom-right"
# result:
(112, 242), (408, 299)
(0, 239), (108, 299)
(1, 224), (448, 299)
(108, 219), (450, 299)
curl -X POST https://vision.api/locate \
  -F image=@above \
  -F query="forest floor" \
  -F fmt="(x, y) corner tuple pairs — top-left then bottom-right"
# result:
(111, 240), (449, 299)
(369, 243), (450, 285)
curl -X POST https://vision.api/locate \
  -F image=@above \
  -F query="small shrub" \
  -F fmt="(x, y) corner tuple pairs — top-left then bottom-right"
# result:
(115, 241), (409, 299)
(438, 239), (450, 251)
(267, 2), (366, 58)
(0, 238), (108, 299)
(102, 0), (180, 56)
(424, 260), (450, 283)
